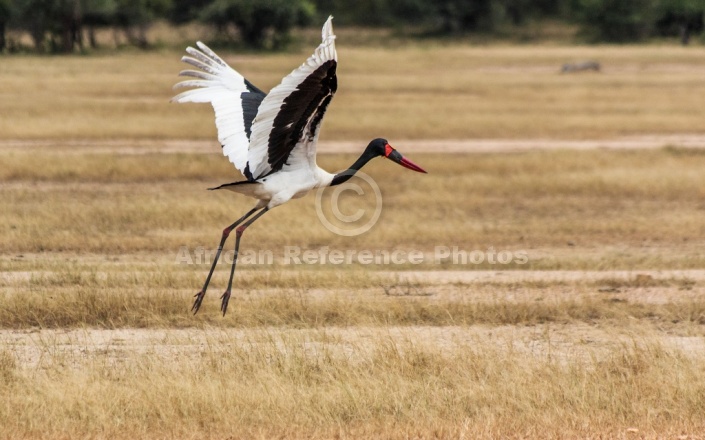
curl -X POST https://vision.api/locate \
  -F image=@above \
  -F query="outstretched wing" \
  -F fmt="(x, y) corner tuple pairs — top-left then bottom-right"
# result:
(172, 42), (266, 178)
(246, 16), (337, 180)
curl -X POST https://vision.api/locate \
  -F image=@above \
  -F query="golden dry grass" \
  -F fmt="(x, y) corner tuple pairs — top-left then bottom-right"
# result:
(2, 147), (705, 438)
(1, 45), (705, 140)
(2, 323), (705, 439)
(1, 148), (704, 269)
(2, 42), (705, 438)
(2, 263), (705, 328)
(2, 149), (705, 437)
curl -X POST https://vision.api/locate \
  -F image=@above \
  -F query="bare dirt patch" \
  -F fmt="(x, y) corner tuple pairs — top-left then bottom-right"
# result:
(4, 323), (704, 373)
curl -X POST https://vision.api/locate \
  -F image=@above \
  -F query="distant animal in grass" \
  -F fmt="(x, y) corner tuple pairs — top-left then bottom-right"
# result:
(561, 61), (601, 73)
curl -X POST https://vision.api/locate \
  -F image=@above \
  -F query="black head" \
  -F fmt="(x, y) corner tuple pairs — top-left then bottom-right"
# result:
(366, 138), (427, 173)
(366, 138), (390, 156)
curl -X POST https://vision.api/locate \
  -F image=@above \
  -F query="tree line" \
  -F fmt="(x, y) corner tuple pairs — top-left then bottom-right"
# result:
(0, 0), (702, 53)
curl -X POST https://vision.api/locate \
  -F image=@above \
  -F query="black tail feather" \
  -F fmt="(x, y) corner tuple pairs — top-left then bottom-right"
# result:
(209, 181), (259, 191)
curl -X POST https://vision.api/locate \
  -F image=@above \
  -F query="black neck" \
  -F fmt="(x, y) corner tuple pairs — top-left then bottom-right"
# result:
(330, 150), (377, 186)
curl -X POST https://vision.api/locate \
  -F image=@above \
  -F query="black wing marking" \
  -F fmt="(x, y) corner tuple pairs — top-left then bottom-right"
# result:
(239, 81), (266, 181)
(264, 60), (337, 175)
(242, 80), (266, 140)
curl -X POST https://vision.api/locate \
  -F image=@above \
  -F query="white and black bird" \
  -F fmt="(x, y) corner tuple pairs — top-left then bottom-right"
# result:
(172, 16), (427, 315)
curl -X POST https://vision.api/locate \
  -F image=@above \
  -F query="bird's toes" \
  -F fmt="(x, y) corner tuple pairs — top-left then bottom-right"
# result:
(192, 290), (206, 314)
(220, 290), (231, 316)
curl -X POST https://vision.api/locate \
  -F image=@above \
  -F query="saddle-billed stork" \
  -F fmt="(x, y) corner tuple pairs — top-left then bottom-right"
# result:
(172, 16), (427, 315)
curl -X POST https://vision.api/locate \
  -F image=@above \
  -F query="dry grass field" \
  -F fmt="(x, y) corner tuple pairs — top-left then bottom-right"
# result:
(2, 44), (705, 140)
(1, 42), (705, 439)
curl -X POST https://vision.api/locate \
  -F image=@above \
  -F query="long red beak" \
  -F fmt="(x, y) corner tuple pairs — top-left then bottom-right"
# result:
(385, 143), (427, 173)
(398, 156), (427, 173)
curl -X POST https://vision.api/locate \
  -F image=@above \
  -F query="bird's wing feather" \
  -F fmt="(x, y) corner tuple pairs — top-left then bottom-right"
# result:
(172, 42), (266, 178)
(246, 16), (337, 179)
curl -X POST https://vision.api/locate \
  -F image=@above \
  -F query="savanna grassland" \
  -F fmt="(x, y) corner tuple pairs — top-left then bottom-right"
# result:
(2, 41), (705, 439)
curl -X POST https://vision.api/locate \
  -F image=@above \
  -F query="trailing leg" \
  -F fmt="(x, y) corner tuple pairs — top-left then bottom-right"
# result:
(192, 206), (262, 314)
(220, 207), (270, 315)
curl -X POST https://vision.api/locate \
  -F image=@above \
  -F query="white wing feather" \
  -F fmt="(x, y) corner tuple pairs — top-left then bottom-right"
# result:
(172, 42), (254, 176)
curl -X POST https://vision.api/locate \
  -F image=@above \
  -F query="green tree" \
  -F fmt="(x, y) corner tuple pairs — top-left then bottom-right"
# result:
(578, 0), (659, 42)
(0, 0), (10, 51)
(312, 0), (394, 26)
(82, 0), (116, 48)
(655, 0), (704, 44)
(169, 0), (212, 24)
(11, 0), (55, 51)
(436, 0), (498, 33)
(312, 0), (575, 32)
(385, 0), (435, 25)
(201, 0), (315, 49)
(54, 0), (83, 52)
(113, 0), (172, 48)
(8, 0), (84, 52)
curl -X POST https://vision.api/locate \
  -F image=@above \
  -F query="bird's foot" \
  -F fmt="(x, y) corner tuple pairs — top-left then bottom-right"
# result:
(192, 290), (206, 314)
(220, 289), (232, 316)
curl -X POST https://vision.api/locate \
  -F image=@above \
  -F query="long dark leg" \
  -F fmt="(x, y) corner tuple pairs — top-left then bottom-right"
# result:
(220, 207), (270, 315)
(192, 206), (262, 314)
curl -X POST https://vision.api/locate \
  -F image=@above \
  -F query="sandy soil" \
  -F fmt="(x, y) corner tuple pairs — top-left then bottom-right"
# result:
(3, 324), (704, 372)
(3, 266), (704, 370)
(3, 137), (704, 379)
(386, 269), (705, 284)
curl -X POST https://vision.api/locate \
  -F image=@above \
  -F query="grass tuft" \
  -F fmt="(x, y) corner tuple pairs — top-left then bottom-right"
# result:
(2, 331), (704, 438)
